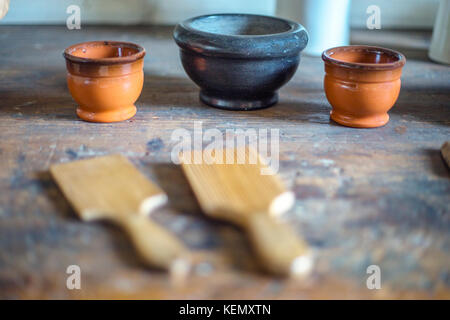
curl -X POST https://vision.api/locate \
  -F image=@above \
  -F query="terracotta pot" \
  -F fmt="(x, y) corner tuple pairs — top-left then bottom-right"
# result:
(63, 41), (145, 122)
(322, 45), (406, 128)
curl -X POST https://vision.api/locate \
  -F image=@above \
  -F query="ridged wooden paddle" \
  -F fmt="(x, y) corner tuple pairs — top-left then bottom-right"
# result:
(180, 147), (312, 277)
(50, 154), (190, 275)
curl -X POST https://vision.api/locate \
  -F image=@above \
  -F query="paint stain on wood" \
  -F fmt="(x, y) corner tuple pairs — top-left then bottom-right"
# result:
(146, 138), (164, 152)
(395, 125), (407, 134)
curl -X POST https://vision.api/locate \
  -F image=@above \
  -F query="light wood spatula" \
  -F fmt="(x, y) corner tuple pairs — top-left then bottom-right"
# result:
(50, 154), (190, 274)
(180, 147), (312, 277)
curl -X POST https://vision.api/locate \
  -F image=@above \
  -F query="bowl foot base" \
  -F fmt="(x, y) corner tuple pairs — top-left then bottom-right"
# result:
(200, 90), (278, 111)
(76, 105), (137, 123)
(330, 111), (389, 128)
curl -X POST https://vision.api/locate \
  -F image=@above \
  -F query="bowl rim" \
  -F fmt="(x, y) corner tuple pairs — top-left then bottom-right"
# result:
(179, 13), (298, 38)
(63, 41), (146, 65)
(174, 13), (308, 59)
(322, 45), (406, 70)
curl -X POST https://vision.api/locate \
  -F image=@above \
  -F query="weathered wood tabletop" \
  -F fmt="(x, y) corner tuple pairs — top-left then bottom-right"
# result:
(0, 26), (449, 299)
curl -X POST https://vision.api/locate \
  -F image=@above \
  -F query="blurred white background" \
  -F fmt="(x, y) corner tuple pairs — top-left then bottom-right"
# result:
(0, 0), (440, 29)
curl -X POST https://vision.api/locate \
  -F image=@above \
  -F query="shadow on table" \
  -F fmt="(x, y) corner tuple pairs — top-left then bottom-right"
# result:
(3, 70), (446, 128)
(390, 86), (450, 128)
(148, 162), (202, 216)
(141, 74), (333, 125)
(422, 148), (450, 179)
(145, 162), (262, 274)
(140, 74), (201, 108)
(0, 70), (79, 121)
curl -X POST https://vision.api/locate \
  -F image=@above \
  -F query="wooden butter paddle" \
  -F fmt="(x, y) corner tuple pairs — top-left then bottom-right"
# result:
(180, 147), (312, 277)
(50, 154), (190, 275)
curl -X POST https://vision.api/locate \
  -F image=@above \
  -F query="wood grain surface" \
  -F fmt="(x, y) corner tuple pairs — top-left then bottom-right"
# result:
(0, 26), (449, 299)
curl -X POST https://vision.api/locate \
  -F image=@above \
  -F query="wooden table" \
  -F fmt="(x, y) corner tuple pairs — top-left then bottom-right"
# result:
(0, 26), (449, 299)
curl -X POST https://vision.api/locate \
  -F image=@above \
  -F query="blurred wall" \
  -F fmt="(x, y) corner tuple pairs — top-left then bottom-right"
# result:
(0, 0), (276, 24)
(0, 0), (439, 28)
(350, 0), (439, 28)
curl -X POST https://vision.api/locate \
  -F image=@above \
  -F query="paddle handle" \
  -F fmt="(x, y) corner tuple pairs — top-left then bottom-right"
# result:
(118, 215), (191, 274)
(244, 213), (313, 277)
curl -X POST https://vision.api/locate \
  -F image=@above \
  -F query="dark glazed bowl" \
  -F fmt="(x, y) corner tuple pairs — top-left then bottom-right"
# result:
(173, 14), (308, 110)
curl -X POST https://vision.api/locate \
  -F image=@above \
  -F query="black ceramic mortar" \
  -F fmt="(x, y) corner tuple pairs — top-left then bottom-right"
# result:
(173, 14), (308, 110)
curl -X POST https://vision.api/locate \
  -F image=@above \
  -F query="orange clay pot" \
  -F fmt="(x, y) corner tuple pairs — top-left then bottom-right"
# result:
(322, 45), (406, 128)
(63, 41), (145, 122)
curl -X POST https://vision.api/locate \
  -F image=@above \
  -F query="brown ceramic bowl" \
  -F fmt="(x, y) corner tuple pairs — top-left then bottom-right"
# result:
(64, 41), (145, 122)
(322, 45), (406, 128)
